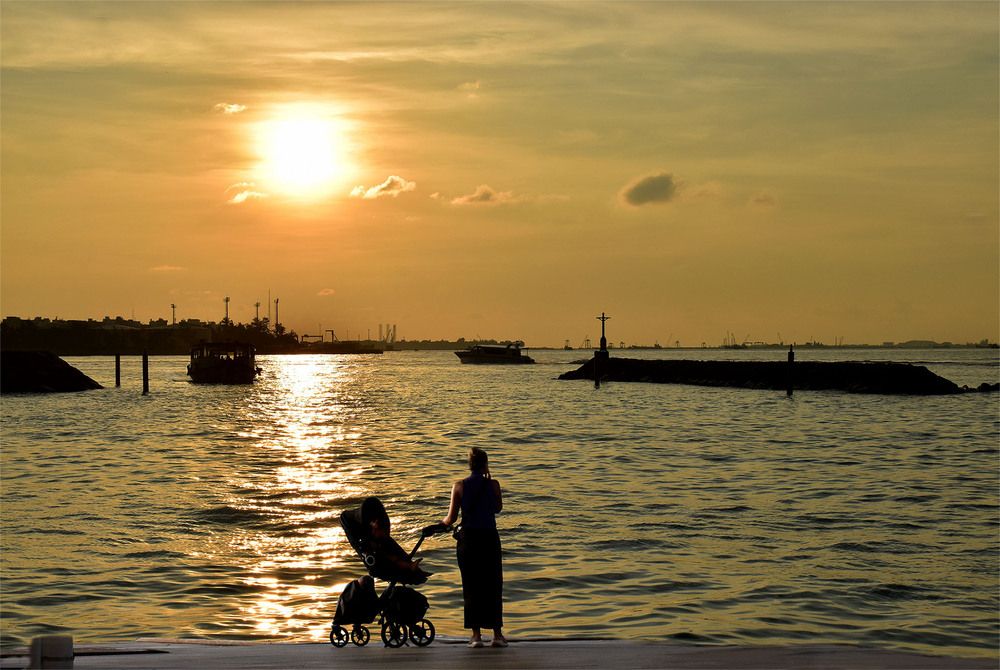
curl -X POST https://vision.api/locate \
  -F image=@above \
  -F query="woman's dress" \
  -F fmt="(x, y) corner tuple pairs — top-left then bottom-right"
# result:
(456, 472), (503, 629)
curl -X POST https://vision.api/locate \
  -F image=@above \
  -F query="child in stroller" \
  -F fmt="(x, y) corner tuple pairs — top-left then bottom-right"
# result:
(331, 497), (450, 648)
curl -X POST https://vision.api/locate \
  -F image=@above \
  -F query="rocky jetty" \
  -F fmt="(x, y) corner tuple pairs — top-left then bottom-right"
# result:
(558, 357), (993, 395)
(1, 350), (103, 393)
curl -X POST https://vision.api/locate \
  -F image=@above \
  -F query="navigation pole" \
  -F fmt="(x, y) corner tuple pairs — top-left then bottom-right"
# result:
(595, 312), (610, 388)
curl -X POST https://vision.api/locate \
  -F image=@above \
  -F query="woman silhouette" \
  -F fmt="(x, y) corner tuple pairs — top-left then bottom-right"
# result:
(442, 447), (506, 647)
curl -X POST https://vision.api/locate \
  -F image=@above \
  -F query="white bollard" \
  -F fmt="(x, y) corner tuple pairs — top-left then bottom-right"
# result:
(28, 635), (73, 669)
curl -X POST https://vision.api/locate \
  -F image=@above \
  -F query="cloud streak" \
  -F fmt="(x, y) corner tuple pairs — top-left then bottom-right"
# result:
(748, 192), (778, 209)
(451, 184), (518, 205)
(214, 102), (246, 114)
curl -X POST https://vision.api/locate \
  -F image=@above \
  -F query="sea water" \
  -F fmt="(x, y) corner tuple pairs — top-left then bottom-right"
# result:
(1, 348), (997, 659)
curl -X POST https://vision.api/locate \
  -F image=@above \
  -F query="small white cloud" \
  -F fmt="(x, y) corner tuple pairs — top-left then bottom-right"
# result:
(451, 184), (517, 205)
(151, 265), (184, 272)
(350, 175), (417, 199)
(318, 288), (336, 296)
(226, 182), (268, 204)
(228, 190), (269, 204)
(214, 102), (247, 114)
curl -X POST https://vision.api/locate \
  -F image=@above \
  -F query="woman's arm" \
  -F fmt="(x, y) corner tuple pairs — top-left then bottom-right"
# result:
(492, 478), (502, 514)
(442, 480), (463, 526)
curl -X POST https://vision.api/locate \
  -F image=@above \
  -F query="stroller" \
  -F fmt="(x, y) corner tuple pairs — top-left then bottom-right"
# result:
(330, 497), (451, 648)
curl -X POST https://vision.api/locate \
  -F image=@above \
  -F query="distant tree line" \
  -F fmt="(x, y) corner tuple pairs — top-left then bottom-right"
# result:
(0, 316), (300, 355)
(0, 317), (517, 356)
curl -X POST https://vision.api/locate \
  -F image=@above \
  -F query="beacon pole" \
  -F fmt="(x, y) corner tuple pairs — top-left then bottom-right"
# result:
(595, 312), (610, 389)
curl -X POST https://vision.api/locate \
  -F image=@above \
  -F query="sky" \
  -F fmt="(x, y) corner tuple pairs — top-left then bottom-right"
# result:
(2, 1), (997, 348)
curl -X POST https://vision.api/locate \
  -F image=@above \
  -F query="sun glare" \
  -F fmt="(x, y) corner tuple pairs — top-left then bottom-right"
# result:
(255, 107), (352, 199)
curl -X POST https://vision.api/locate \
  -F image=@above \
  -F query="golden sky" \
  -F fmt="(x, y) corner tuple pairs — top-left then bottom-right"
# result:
(2, 1), (997, 347)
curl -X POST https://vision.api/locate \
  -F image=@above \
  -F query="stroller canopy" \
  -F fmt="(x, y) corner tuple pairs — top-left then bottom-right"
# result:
(340, 497), (426, 585)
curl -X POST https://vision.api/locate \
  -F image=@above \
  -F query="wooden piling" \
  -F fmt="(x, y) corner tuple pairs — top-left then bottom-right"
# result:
(142, 350), (149, 395)
(786, 345), (794, 396)
(115, 354), (121, 387)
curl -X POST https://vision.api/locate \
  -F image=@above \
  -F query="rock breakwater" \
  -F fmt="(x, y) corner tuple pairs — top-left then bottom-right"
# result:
(1, 351), (103, 393)
(558, 357), (994, 395)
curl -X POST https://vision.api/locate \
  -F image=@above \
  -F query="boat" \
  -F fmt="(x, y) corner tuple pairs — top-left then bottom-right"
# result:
(187, 341), (262, 383)
(455, 341), (535, 365)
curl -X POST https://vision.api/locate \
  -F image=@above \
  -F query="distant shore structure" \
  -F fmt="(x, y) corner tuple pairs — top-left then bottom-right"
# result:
(0, 315), (996, 355)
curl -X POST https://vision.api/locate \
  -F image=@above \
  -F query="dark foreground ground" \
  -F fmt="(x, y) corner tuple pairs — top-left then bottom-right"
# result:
(2, 637), (994, 670)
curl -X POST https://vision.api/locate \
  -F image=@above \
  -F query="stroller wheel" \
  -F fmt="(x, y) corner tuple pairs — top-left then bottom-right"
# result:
(329, 625), (349, 648)
(409, 619), (435, 647)
(351, 625), (370, 646)
(381, 620), (407, 648)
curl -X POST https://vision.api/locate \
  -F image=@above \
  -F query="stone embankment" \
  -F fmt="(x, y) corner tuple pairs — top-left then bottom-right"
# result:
(1, 350), (103, 393)
(559, 357), (998, 395)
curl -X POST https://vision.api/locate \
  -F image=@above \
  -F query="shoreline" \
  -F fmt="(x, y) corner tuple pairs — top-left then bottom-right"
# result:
(1, 637), (995, 669)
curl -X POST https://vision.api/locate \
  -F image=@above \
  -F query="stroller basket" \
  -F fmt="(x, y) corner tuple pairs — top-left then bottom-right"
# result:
(333, 576), (379, 627)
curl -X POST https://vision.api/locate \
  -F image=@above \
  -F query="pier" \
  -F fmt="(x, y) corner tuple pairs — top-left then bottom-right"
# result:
(0, 636), (990, 669)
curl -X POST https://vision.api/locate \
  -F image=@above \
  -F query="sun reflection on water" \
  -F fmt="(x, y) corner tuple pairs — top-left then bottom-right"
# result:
(219, 356), (373, 640)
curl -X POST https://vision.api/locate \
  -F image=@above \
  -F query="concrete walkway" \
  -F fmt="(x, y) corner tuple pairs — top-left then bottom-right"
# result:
(1, 637), (994, 669)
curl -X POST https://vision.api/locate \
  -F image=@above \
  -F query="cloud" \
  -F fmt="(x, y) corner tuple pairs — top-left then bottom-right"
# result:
(214, 102), (247, 114)
(619, 171), (678, 206)
(318, 288), (336, 296)
(226, 182), (269, 204)
(686, 181), (726, 201)
(962, 210), (987, 226)
(451, 184), (517, 205)
(228, 190), (268, 204)
(458, 80), (485, 99)
(350, 175), (417, 199)
(748, 192), (778, 208)
(151, 265), (184, 272)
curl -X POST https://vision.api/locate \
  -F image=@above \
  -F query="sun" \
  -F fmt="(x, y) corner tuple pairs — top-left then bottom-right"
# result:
(255, 107), (352, 198)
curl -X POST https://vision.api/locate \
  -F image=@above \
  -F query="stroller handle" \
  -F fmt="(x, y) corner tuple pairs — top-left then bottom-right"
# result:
(420, 523), (452, 538)
(408, 523), (452, 560)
